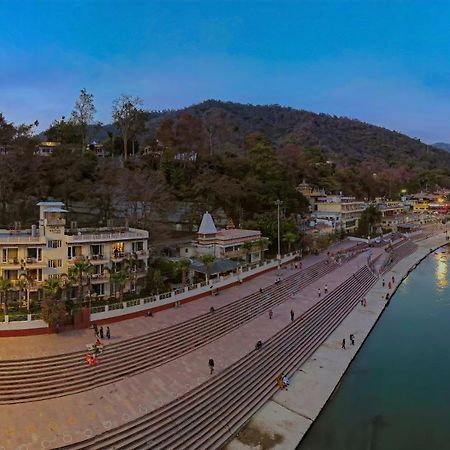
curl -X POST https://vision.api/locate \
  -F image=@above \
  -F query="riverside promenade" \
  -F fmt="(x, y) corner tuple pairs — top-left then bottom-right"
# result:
(227, 228), (450, 450)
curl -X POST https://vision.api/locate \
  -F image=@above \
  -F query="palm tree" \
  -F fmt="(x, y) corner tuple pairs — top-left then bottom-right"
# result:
(0, 277), (13, 315)
(41, 277), (63, 299)
(109, 270), (130, 302)
(174, 258), (191, 287)
(256, 238), (270, 261)
(200, 254), (216, 283)
(242, 241), (254, 263)
(68, 258), (94, 304)
(18, 273), (33, 313)
(283, 232), (299, 253)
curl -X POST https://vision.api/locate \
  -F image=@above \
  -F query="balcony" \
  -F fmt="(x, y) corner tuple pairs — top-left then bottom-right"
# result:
(87, 254), (108, 263)
(1, 258), (20, 267)
(90, 273), (109, 283)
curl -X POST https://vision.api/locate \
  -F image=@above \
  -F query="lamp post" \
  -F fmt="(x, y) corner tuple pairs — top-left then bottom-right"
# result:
(275, 199), (283, 270)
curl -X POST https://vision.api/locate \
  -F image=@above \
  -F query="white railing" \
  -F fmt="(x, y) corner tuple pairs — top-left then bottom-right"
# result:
(0, 235), (43, 244)
(68, 231), (147, 243)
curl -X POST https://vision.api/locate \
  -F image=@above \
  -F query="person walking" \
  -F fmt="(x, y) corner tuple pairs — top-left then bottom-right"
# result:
(208, 358), (215, 375)
(350, 334), (355, 345)
(93, 323), (98, 337)
(341, 338), (346, 349)
(392, 275), (395, 283)
(99, 326), (104, 339)
(282, 373), (290, 388)
(318, 288), (321, 298)
(382, 279), (385, 287)
(269, 309), (273, 320)
(106, 326), (111, 340)
(324, 284), (328, 295)
(290, 309), (295, 322)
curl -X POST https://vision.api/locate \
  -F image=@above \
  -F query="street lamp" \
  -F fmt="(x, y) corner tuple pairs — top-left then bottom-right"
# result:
(275, 199), (283, 269)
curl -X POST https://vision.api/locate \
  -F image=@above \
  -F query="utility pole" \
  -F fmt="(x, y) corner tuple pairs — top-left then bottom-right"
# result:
(275, 199), (283, 270)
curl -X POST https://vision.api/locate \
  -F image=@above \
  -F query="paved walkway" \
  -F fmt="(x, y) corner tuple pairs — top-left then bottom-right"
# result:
(0, 241), (355, 361)
(0, 242), (362, 449)
(227, 228), (450, 450)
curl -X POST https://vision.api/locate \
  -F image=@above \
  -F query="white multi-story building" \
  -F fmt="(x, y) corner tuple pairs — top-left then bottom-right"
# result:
(312, 195), (366, 232)
(0, 202), (149, 301)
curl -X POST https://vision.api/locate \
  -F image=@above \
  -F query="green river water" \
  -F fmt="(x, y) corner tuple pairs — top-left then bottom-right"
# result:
(300, 248), (450, 450)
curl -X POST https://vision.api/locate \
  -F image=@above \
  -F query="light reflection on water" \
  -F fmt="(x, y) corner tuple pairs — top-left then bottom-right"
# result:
(434, 250), (448, 293)
(299, 248), (450, 450)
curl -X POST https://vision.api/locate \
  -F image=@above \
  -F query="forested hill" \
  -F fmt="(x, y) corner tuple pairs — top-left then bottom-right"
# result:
(143, 100), (450, 171)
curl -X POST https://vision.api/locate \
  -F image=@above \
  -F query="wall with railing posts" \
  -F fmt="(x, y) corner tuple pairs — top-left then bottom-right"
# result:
(0, 252), (299, 333)
(89, 252), (300, 322)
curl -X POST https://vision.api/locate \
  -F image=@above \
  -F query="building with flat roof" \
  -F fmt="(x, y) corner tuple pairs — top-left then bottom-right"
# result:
(0, 202), (149, 304)
(312, 195), (366, 232)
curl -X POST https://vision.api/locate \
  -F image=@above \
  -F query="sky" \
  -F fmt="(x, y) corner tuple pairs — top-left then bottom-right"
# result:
(1, 0), (450, 142)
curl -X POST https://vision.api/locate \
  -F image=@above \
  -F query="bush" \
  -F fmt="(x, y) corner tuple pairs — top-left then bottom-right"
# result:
(41, 296), (67, 327)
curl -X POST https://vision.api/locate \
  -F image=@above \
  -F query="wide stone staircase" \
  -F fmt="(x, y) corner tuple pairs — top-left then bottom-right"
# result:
(0, 258), (340, 404)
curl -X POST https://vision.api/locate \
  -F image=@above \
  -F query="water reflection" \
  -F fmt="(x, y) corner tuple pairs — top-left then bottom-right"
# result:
(435, 252), (448, 292)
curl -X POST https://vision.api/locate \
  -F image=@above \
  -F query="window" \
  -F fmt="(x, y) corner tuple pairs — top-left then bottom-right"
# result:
(27, 248), (42, 262)
(68, 246), (82, 259)
(132, 241), (144, 252)
(48, 259), (62, 268)
(92, 283), (105, 296)
(90, 244), (103, 256)
(47, 240), (62, 249)
(2, 248), (18, 263)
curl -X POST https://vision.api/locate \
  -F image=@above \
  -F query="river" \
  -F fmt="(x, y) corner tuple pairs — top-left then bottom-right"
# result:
(300, 248), (450, 450)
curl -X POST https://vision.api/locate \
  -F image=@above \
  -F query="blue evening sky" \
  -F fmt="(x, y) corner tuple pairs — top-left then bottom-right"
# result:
(1, 0), (450, 142)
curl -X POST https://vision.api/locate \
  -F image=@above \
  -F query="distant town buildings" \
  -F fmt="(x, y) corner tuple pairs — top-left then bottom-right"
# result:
(297, 180), (449, 235)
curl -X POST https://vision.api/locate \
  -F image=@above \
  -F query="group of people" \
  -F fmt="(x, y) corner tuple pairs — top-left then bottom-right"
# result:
(93, 323), (111, 340)
(85, 338), (105, 366)
(341, 333), (355, 349)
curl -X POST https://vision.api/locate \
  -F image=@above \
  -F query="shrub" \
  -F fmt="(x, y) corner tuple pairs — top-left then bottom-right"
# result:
(41, 296), (67, 327)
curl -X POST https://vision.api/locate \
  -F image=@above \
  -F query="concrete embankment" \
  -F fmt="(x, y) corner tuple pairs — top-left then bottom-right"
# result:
(227, 230), (449, 450)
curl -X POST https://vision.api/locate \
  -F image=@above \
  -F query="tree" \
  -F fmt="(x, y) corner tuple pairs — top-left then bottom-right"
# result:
(200, 254), (216, 282)
(151, 269), (165, 294)
(71, 88), (96, 151)
(0, 277), (12, 315)
(242, 241), (254, 263)
(41, 277), (63, 299)
(174, 258), (191, 287)
(40, 296), (66, 328)
(256, 238), (270, 260)
(283, 231), (299, 253)
(112, 94), (144, 160)
(357, 205), (382, 237)
(109, 270), (129, 301)
(68, 259), (94, 304)
(18, 273), (33, 312)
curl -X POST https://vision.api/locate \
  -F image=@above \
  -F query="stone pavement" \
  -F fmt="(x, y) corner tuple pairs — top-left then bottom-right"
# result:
(0, 241), (361, 449)
(227, 228), (450, 450)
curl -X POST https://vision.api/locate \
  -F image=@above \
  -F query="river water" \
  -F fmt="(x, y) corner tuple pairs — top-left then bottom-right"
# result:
(300, 248), (450, 450)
